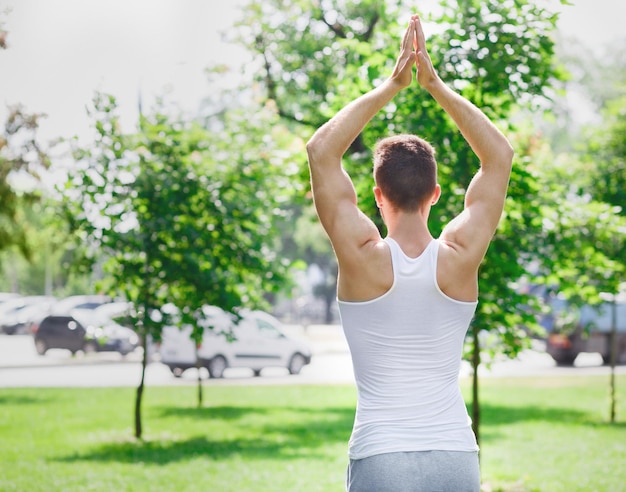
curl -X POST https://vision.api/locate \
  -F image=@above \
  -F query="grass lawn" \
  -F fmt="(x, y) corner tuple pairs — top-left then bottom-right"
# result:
(0, 375), (624, 491)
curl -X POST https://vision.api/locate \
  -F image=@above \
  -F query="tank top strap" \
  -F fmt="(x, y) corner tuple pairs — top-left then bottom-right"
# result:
(384, 237), (438, 261)
(384, 237), (438, 279)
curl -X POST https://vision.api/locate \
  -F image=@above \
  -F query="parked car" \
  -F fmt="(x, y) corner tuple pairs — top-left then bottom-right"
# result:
(545, 293), (626, 366)
(158, 306), (312, 378)
(0, 292), (21, 305)
(32, 306), (139, 356)
(50, 294), (113, 314)
(95, 301), (133, 320)
(0, 295), (57, 335)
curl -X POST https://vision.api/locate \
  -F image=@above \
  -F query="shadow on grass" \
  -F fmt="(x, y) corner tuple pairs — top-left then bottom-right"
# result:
(477, 402), (626, 443)
(0, 393), (52, 405)
(55, 406), (354, 465)
(55, 401), (621, 466)
(479, 403), (588, 426)
(156, 404), (271, 421)
(56, 436), (309, 465)
(584, 420), (626, 429)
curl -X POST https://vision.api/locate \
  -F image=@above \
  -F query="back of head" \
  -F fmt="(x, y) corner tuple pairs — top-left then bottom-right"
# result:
(373, 134), (437, 212)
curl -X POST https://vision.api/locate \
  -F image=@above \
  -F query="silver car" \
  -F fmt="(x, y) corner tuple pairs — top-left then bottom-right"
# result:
(158, 307), (312, 378)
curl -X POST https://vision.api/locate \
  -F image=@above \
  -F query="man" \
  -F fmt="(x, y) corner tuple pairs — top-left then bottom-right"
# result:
(305, 15), (513, 492)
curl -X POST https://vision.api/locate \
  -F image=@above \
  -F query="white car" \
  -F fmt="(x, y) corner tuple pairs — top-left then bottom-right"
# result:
(0, 295), (57, 334)
(158, 307), (312, 378)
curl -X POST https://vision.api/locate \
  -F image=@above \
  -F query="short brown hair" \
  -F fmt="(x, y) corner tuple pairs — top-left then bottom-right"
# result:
(373, 134), (437, 212)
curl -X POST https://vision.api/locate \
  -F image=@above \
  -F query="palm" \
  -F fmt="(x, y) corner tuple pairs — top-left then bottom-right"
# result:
(416, 52), (437, 87)
(393, 51), (415, 87)
(390, 21), (416, 88)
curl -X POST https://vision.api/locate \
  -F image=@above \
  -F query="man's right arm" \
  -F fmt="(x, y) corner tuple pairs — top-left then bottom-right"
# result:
(429, 79), (514, 263)
(415, 16), (514, 270)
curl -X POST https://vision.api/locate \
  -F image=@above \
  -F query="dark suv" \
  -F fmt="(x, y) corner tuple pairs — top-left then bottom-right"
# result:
(546, 296), (626, 366)
(33, 309), (139, 356)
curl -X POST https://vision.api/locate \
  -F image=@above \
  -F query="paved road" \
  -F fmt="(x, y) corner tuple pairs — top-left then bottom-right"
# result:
(0, 327), (623, 387)
(0, 325), (354, 387)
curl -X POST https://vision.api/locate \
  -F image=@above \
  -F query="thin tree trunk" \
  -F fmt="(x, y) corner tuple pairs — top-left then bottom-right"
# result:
(135, 331), (148, 439)
(609, 299), (617, 423)
(135, 243), (151, 439)
(196, 346), (203, 408)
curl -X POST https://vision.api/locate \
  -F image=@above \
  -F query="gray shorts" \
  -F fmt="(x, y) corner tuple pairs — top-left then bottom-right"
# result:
(346, 450), (480, 492)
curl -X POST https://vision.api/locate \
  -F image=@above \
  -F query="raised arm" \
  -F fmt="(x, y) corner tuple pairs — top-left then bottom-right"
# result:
(305, 20), (417, 263)
(414, 15), (514, 268)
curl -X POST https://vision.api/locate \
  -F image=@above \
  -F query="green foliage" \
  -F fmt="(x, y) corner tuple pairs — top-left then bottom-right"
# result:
(236, 0), (399, 128)
(551, 45), (626, 307)
(526, 95), (626, 305)
(0, 106), (50, 261)
(0, 198), (90, 295)
(584, 95), (626, 215)
(235, 0), (572, 357)
(507, 124), (626, 314)
(0, 29), (102, 296)
(230, 0), (626, 443)
(435, 0), (568, 110)
(63, 91), (304, 433)
(64, 94), (300, 343)
(238, 0), (625, 358)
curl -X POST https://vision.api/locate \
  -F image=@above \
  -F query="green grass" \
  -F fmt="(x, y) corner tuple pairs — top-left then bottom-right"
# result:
(0, 376), (624, 491)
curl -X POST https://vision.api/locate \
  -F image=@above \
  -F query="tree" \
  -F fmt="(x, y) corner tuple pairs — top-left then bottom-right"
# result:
(0, 15), (59, 291)
(0, 105), (51, 266)
(543, 39), (626, 422)
(63, 93), (301, 437)
(583, 95), (626, 424)
(292, 205), (337, 324)
(0, 197), (86, 295)
(584, 95), (626, 222)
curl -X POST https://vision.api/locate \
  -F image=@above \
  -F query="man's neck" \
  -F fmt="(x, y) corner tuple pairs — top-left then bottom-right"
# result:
(386, 210), (433, 258)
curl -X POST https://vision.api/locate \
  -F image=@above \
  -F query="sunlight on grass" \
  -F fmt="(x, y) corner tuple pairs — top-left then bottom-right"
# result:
(0, 377), (624, 491)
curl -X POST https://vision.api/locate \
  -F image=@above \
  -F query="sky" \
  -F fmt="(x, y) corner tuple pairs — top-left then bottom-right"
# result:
(1, 0), (625, 144)
(0, 0), (248, 142)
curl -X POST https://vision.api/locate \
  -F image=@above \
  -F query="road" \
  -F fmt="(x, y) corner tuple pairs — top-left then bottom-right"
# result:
(1, 326), (624, 387)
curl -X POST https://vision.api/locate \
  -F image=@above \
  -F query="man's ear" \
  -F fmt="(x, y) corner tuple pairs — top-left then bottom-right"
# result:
(374, 186), (384, 208)
(431, 184), (441, 205)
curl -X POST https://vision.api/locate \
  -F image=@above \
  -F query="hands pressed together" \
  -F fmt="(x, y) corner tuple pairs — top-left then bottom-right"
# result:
(391, 15), (438, 90)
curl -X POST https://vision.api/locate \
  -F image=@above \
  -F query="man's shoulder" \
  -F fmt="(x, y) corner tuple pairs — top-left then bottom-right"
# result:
(337, 236), (389, 267)
(436, 237), (478, 270)
(436, 237), (480, 301)
(337, 238), (393, 302)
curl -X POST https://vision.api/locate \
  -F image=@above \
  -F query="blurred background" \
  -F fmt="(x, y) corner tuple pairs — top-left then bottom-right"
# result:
(0, 0), (624, 368)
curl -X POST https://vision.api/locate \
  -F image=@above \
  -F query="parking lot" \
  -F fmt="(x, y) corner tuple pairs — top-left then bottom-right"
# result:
(0, 326), (353, 386)
(1, 326), (624, 388)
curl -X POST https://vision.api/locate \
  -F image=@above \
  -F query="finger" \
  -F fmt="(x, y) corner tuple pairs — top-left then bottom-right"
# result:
(415, 16), (427, 53)
(401, 20), (412, 51)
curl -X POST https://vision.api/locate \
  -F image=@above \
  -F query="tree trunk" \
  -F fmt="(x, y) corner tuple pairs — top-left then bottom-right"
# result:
(609, 299), (617, 423)
(471, 324), (481, 447)
(196, 346), (203, 408)
(134, 331), (147, 439)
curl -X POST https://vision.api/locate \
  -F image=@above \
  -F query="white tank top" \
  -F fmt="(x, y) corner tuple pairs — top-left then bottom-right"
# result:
(338, 237), (479, 459)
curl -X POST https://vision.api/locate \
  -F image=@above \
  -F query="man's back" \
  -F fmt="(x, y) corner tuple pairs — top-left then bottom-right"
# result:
(339, 237), (478, 460)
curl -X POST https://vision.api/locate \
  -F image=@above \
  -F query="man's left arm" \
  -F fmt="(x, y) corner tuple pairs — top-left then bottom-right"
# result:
(306, 19), (417, 254)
